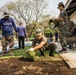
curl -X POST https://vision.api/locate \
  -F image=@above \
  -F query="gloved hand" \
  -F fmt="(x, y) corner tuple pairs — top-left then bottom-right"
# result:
(26, 48), (34, 52)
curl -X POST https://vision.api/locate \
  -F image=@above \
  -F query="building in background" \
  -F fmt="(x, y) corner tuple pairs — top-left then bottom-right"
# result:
(65, 0), (76, 23)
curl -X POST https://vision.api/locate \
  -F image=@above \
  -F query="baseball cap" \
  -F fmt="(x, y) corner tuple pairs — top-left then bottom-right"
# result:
(58, 2), (64, 8)
(36, 29), (42, 35)
(3, 12), (9, 16)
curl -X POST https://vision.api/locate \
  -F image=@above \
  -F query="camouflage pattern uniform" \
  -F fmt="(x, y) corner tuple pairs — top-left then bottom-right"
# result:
(1, 35), (14, 52)
(67, 20), (75, 36)
(66, 17), (75, 48)
(58, 9), (68, 50)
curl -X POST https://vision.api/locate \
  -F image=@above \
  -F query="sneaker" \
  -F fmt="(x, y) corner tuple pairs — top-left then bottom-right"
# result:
(59, 49), (67, 54)
(68, 45), (73, 49)
(69, 46), (73, 49)
(0, 53), (7, 56)
(49, 54), (54, 56)
(0, 54), (4, 56)
(49, 55), (54, 57)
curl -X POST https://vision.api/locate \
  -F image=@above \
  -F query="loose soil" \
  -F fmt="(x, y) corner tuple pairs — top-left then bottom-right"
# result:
(0, 57), (76, 75)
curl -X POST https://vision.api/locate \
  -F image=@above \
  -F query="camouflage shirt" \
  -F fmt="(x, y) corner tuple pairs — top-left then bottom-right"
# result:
(58, 10), (68, 36)
(59, 10), (67, 19)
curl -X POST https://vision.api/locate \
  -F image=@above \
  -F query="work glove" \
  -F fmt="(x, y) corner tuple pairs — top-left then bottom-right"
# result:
(26, 48), (34, 52)
(26, 48), (35, 58)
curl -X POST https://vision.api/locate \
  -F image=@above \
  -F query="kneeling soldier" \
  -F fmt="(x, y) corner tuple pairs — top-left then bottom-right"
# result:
(26, 29), (57, 56)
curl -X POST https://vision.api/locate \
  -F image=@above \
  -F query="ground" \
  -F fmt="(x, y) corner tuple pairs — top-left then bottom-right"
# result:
(0, 48), (76, 75)
(0, 58), (76, 75)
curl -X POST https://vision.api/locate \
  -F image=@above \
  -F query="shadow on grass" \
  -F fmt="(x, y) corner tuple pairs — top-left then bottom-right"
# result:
(19, 57), (34, 62)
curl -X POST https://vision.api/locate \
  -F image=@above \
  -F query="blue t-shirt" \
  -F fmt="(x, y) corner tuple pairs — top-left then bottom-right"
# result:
(17, 26), (26, 37)
(55, 32), (58, 37)
(0, 17), (18, 36)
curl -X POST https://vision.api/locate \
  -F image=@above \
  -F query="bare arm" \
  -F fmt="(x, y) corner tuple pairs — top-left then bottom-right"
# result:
(33, 41), (46, 50)
(54, 18), (63, 22)
(54, 10), (67, 22)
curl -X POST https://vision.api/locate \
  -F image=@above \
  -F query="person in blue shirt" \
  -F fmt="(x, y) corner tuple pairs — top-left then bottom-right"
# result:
(17, 22), (26, 49)
(0, 12), (18, 56)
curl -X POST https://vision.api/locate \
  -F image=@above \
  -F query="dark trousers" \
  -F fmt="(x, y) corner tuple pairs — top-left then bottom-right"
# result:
(50, 37), (52, 42)
(39, 43), (56, 56)
(18, 36), (25, 49)
(55, 37), (58, 42)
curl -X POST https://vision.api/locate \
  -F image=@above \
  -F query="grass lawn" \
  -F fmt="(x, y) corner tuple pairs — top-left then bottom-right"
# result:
(0, 46), (59, 60)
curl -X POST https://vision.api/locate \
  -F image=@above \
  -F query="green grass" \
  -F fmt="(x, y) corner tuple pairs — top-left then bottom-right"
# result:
(0, 46), (59, 59)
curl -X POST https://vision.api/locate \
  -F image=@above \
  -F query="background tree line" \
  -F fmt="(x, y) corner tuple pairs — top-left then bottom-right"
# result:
(0, 0), (57, 37)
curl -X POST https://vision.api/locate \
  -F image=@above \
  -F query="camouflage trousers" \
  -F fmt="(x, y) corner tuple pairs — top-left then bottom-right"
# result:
(1, 35), (14, 52)
(60, 35), (67, 49)
(59, 25), (69, 49)
(59, 26), (68, 49)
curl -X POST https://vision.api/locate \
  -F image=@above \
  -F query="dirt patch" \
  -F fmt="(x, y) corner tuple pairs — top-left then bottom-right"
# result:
(0, 58), (76, 75)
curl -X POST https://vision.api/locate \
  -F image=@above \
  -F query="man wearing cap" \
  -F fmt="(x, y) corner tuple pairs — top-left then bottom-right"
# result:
(0, 12), (18, 55)
(26, 29), (57, 56)
(50, 2), (68, 53)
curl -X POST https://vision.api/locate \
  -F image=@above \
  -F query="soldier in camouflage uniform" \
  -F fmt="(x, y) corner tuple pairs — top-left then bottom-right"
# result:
(66, 16), (75, 36)
(26, 29), (57, 56)
(66, 16), (75, 49)
(52, 2), (68, 53)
